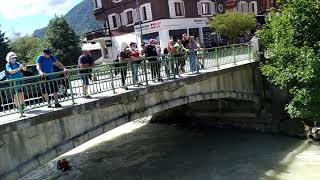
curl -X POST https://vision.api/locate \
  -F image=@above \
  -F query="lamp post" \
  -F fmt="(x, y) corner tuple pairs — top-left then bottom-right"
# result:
(136, 0), (144, 44)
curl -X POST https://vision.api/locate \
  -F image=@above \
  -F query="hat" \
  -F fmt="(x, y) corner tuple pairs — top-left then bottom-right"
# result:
(6, 52), (17, 63)
(42, 48), (51, 55)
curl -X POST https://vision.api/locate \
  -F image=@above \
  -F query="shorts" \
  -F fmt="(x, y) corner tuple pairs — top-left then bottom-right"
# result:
(41, 77), (59, 94)
(81, 74), (91, 85)
(10, 80), (24, 93)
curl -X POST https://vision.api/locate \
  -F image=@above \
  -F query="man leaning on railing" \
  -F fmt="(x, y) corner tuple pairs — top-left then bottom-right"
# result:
(36, 49), (68, 108)
(78, 50), (95, 99)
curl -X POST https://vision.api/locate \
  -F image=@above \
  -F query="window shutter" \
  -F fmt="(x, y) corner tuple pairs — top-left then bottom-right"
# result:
(116, 14), (121, 27)
(121, 12), (127, 25)
(108, 15), (114, 29)
(168, 0), (176, 18)
(210, 2), (216, 15)
(197, 2), (202, 15)
(132, 9), (137, 23)
(181, 2), (185, 16)
(145, 3), (153, 21)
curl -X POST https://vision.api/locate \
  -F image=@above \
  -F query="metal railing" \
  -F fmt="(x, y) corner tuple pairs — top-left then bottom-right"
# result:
(0, 43), (253, 118)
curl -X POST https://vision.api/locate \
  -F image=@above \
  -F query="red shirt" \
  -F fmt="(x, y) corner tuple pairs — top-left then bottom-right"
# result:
(130, 50), (140, 58)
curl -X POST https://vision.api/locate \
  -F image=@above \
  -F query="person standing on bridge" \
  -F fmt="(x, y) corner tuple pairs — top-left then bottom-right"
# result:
(119, 44), (131, 90)
(5, 52), (27, 111)
(145, 39), (163, 82)
(78, 50), (95, 98)
(36, 49), (68, 108)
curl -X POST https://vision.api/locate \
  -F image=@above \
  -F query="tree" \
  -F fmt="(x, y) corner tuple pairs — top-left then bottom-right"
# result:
(42, 16), (81, 65)
(9, 35), (42, 64)
(209, 12), (256, 43)
(257, 0), (320, 120)
(0, 26), (10, 71)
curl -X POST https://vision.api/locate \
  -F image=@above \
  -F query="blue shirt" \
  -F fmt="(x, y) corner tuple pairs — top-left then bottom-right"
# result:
(36, 55), (58, 74)
(6, 62), (23, 79)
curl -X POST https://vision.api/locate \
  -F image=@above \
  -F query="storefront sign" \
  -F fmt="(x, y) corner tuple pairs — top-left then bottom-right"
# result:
(134, 18), (209, 34)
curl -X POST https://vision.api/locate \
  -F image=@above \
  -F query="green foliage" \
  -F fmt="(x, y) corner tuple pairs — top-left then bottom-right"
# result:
(209, 12), (256, 41)
(9, 35), (42, 64)
(42, 16), (81, 65)
(0, 26), (10, 71)
(257, 0), (320, 120)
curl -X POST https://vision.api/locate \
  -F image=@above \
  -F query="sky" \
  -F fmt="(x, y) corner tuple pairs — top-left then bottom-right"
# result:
(0, 0), (82, 37)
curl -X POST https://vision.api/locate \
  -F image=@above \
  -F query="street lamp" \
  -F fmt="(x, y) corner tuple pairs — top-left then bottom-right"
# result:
(136, 0), (144, 44)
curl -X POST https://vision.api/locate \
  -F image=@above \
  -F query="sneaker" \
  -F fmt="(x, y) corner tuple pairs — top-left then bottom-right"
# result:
(54, 103), (62, 108)
(158, 78), (163, 82)
(122, 86), (129, 90)
(47, 104), (52, 108)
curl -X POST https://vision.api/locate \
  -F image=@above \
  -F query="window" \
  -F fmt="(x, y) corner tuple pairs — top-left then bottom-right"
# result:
(93, 0), (102, 9)
(202, 2), (211, 15)
(237, 1), (249, 13)
(121, 9), (136, 26)
(112, 16), (117, 27)
(108, 13), (121, 29)
(249, 1), (258, 14)
(197, 0), (216, 16)
(140, 3), (153, 22)
(127, 11), (134, 24)
(174, 2), (183, 16)
(142, 6), (147, 21)
(169, 0), (185, 18)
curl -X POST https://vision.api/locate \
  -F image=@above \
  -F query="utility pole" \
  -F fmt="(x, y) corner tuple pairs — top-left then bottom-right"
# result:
(136, 0), (144, 44)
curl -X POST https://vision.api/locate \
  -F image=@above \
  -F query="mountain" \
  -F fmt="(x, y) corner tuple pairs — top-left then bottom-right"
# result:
(33, 0), (103, 38)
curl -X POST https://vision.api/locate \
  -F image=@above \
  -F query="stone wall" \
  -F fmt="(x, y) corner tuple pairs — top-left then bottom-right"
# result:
(0, 63), (260, 179)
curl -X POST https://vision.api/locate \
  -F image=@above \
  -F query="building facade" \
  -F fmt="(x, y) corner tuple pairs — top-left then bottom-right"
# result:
(90, 0), (259, 62)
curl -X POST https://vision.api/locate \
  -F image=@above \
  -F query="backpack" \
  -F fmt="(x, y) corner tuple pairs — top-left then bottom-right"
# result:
(144, 45), (158, 57)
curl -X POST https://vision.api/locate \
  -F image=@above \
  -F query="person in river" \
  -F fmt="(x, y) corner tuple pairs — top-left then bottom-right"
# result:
(5, 52), (27, 111)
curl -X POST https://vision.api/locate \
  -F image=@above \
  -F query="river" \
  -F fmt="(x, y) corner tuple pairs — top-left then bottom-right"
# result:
(22, 118), (320, 180)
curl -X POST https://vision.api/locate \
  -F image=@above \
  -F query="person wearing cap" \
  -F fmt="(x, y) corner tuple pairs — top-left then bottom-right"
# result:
(36, 49), (68, 108)
(5, 52), (27, 111)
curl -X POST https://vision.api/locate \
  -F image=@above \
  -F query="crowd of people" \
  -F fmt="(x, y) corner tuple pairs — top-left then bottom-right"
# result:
(4, 49), (69, 110)
(115, 34), (204, 90)
(3, 34), (203, 111)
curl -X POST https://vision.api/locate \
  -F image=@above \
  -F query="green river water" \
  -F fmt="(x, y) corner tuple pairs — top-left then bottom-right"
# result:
(22, 119), (320, 180)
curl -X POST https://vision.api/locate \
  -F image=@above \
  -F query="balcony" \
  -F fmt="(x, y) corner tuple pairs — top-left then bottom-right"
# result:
(85, 28), (111, 42)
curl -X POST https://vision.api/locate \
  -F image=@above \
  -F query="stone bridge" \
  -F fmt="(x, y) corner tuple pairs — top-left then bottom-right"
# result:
(0, 60), (271, 179)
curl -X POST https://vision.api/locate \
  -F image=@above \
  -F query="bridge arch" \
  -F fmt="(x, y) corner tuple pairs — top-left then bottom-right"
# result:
(0, 63), (261, 179)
